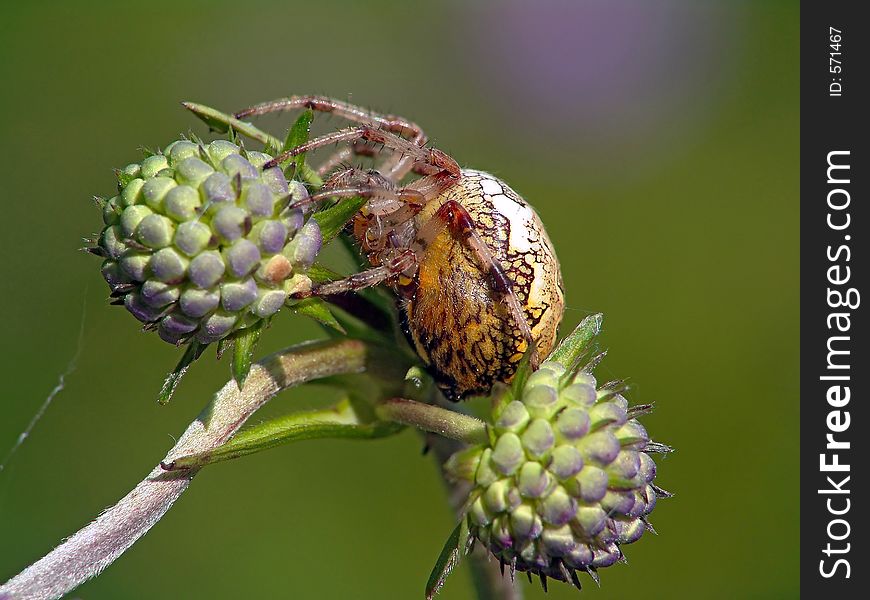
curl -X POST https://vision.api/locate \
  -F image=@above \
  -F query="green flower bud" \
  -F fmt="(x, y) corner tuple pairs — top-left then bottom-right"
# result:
(448, 350), (671, 589)
(92, 139), (318, 345)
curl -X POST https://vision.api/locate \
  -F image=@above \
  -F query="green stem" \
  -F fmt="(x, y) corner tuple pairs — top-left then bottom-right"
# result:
(377, 397), (489, 445)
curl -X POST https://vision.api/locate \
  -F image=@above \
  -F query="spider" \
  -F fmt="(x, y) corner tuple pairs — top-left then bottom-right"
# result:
(235, 96), (564, 400)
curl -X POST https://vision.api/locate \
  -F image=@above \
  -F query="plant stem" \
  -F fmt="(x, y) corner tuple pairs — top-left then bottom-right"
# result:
(0, 338), (371, 600)
(427, 433), (523, 600)
(377, 397), (489, 445)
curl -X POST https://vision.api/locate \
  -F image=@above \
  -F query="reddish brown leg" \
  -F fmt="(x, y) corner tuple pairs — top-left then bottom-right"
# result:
(265, 125), (460, 180)
(234, 95), (428, 182)
(298, 249), (417, 297)
(416, 200), (540, 368)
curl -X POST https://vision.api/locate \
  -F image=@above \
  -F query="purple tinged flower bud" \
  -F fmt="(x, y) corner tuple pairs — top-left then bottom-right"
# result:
(140, 280), (180, 308)
(555, 407), (590, 440)
(213, 206), (249, 242)
(93, 139), (324, 345)
(495, 400), (530, 433)
(101, 260), (131, 288)
(149, 247), (188, 283)
(250, 220), (288, 255)
(549, 445), (584, 480)
(615, 518), (646, 544)
(592, 544), (622, 568)
(589, 402), (627, 429)
(223, 239), (261, 278)
(578, 431), (621, 464)
(517, 461), (550, 498)
(189, 251), (225, 289)
(242, 182), (275, 217)
(180, 287), (220, 318)
(616, 420), (649, 447)
(124, 292), (164, 323)
(221, 154), (258, 180)
(450, 346), (669, 586)
(540, 486), (577, 526)
(574, 465), (608, 503)
(521, 418), (554, 458)
(196, 311), (238, 343)
(283, 219), (321, 269)
(491, 432), (524, 476)
(523, 384), (559, 419)
(158, 313), (199, 344)
(281, 207), (304, 237)
(220, 277), (258, 312)
(560, 382), (597, 407)
(261, 165), (290, 197)
(251, 289), (287, 318)
(201, 172), (235, 205)
(601, 491), (636, 516)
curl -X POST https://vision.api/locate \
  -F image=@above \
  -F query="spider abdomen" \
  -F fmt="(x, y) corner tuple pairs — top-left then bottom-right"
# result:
(404, 170), (564, 399)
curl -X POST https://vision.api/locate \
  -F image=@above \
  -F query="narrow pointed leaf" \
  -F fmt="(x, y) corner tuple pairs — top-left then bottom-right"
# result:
(548, 313), (603, 368)
(307, 262), (344, 284)
(312, 195), (369, 243)
(290, 297), (345, 333)
(163, 400), (403, 469)
(426, 519), (470, 600)
(158, 341), (207, 405)
(281, 109), (323, 187)
(181, 101), (282, 149)
(510, 341), (537, 397)
(231, 321), (266, 389)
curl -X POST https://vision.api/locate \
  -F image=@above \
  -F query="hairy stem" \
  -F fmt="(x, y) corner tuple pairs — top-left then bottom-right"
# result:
(377, 397), (489, 444)
(0, 339), (370, 600)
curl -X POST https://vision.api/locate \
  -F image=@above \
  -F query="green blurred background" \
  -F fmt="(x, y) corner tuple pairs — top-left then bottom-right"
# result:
(0, 1), (797, 598)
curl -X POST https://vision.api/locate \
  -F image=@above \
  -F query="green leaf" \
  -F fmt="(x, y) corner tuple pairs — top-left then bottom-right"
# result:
(290, 297), (345, 334)
(282, 109), (313, 161)
(181, 101), (283, 149)
(312, 195), (368, 243)
(163, 399), (403, 469)
(231, 321), (266, 389)
(510, 341), (537, 398)
(280, 109), (323, 188)
(158, 341), (207, 406)
(307, 262), (344, 284)
(548, 313), (603, 369)
(426, 519), (470, 600)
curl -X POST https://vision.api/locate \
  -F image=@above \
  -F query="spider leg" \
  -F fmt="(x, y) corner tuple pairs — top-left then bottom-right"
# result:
(416, 200), (540, 369)
(265, 126), (460, 180)
(234, 95), (428, 182)
(298, 248), (417, 297)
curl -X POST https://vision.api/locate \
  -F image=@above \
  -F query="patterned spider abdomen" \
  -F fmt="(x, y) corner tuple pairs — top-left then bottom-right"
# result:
(405, 170), (564, 399)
